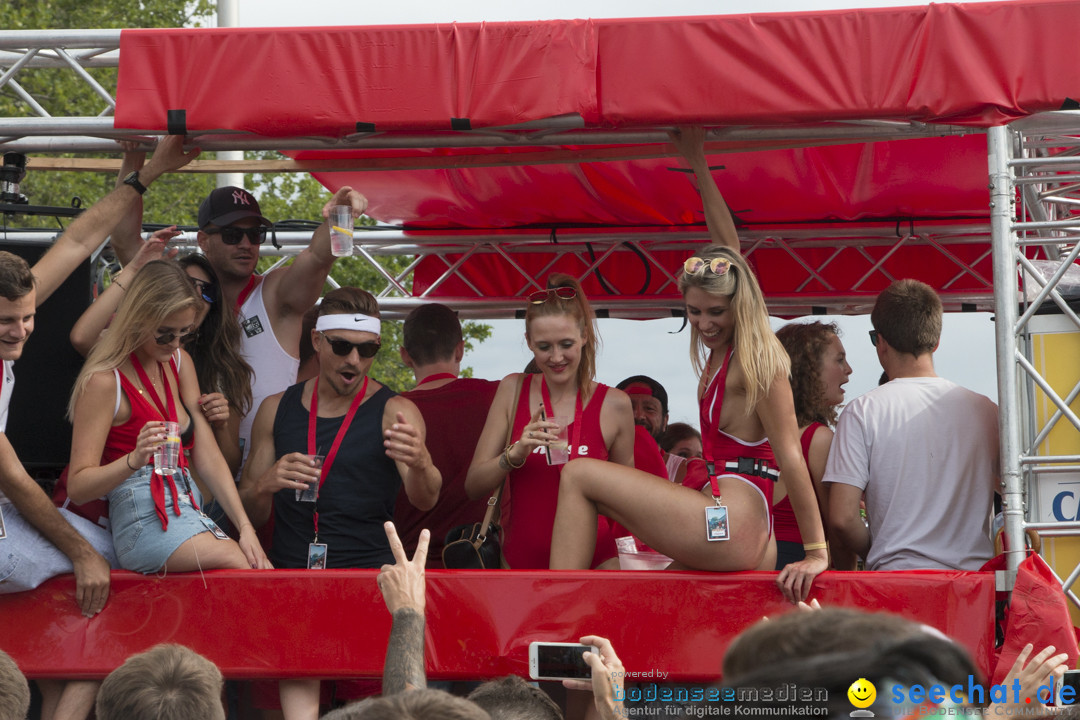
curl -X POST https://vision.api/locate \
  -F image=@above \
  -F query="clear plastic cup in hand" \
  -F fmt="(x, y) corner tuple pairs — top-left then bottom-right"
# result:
(296, 455), (324, 502)
(546, 416), (571, 465)
(154, 421), (182, 476)
(329, 206), (353, 257)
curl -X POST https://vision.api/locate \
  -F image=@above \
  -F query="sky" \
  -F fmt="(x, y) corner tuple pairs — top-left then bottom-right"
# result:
(239, 0), (1016, 26)
(238, 0), (1003, 423)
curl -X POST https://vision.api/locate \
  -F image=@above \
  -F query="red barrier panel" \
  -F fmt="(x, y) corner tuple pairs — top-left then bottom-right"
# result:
(0, 569), (995, 682)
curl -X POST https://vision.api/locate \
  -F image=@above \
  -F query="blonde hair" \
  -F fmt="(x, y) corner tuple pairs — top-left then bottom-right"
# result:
(69, 260), (200, 420)
(678, 245), (789, 413)
(524, 274), (598, 395)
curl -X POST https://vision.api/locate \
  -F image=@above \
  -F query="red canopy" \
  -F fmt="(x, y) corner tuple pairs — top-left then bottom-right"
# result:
(113, 0), (1080, 312)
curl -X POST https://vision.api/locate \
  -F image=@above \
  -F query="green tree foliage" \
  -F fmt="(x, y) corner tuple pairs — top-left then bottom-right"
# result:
(2, 2), (491, 391)
(2, 1), (215, 221)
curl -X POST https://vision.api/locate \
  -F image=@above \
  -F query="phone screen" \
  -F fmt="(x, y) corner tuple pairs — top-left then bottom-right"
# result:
(533, 643), (593, 680)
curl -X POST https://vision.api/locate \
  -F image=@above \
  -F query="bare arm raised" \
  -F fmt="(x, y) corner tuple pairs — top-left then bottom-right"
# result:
(259, 187), (368, 340)
(32, 136), (199, 305)
(671, 126), (739, 252)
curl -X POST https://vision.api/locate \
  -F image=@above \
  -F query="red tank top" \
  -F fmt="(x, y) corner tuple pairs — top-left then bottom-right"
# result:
(501, 374), (616, 569)
(773, 422), (825, 544)
(108, 358), (197, 530)
(698, 347), (776, 509)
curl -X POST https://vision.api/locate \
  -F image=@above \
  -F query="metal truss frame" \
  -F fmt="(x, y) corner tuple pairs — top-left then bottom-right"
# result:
(5, 27), (1080, 604)
(989, 113), (1080, 598)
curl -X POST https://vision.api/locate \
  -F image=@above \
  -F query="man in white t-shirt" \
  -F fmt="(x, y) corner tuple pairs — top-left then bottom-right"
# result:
(825, 279), (999, 571)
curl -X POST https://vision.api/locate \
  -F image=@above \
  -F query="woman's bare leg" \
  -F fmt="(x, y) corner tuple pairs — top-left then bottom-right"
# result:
(164, 531), (249, 572)
(551, 459), (769, 571)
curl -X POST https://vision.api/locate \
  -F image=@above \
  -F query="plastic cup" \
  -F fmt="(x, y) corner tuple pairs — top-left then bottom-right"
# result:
(154, 422), (181, 476)
(546, 416), (571, 465)
(329, 206), (353, 257)
(296, 454), (324, 502)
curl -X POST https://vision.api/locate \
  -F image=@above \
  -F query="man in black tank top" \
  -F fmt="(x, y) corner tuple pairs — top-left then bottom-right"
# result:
(237, 288), (441, 715)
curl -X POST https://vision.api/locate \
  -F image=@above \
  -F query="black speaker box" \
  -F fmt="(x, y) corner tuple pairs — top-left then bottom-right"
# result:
(3, 241), (91, 471)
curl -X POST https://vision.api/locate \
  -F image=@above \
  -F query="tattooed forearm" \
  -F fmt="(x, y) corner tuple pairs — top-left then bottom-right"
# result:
(383, 608), (426, 695)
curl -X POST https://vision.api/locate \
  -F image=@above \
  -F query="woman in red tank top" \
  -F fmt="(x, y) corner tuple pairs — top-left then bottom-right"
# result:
(66, 261), (269, 574)
(465, 274), (636, 568)
(774, 322), (853, 571)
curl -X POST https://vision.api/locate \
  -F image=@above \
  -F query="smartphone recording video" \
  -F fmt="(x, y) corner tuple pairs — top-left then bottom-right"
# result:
(528, 642), (598, 681)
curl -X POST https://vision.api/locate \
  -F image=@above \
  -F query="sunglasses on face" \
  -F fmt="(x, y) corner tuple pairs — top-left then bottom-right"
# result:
(683, 256), (732, 276)
(869, 330), (879, 347)
(155, 330), (196, 345)
(205, 226), (267, 245)
(188, 277), (217, 304)
(321, 333), (380, 358)
(528, 287), (578, 304)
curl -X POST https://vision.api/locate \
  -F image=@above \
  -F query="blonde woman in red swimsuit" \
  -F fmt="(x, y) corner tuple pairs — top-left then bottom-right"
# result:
(549, 246), (827, 601)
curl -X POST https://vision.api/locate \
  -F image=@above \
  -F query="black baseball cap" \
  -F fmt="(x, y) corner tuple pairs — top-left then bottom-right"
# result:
(198, 186), (271, 229)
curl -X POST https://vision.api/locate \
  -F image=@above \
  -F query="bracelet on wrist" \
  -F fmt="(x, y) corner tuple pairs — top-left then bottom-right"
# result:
(803, 541), (828, 552)
(113, 277), (127, 292)
(504, 442), (526, 469)
(125, 452), (137, 471)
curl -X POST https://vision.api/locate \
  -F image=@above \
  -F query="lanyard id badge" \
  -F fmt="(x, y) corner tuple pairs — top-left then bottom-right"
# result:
(307, 542), (328, 569)
(198, 512), (229, 540)
(705, 462), (730, 541)
(706, 501), (730, 542)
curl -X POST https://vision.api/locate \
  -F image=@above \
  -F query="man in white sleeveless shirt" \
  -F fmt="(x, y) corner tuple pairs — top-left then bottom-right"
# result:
(194, 184), (367, 467)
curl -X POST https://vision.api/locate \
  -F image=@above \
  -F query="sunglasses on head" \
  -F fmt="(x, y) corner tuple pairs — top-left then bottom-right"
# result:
(320, 333), (380, 358)
(683, 256), (732, 276)
(205, 226), (267, 245)
(155, 330), (196, 345)
(188, 277), (217, 304)
(528, 287), (578, 304)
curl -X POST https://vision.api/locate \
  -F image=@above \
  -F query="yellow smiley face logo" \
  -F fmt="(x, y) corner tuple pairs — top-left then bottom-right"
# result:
(847, 678), (876, 709)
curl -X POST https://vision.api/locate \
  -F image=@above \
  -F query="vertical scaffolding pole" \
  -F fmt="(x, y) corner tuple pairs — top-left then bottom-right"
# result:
(989, 125), (1025, 585)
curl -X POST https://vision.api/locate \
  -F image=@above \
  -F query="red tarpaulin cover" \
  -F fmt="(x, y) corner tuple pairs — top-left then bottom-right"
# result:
(0, 569), (996, 681)
(115, 1), (1080, 134)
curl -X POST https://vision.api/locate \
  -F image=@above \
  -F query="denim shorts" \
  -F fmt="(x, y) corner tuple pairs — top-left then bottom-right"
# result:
(107, 465), (208, 574)
(0, 502), (117, 594)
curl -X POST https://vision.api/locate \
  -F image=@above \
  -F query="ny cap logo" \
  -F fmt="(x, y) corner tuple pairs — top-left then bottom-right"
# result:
(232, 190), (251, 206)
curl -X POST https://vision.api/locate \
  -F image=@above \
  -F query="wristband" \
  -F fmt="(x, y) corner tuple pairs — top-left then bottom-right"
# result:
(125, 452), (137, 471)
(113, 277), (127, 292)
(803, 541), (828, 551)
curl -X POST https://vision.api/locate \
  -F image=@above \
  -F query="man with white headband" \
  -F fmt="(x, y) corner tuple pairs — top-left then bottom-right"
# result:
(238, 286), (440, 718)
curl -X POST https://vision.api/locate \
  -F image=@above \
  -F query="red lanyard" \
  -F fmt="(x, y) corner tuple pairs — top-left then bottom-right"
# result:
(415, 372), (456, 387)
(307, 375), (369, 538)
(129, 353), (177, 424)
(540, 376), (583, 460)
(703, 347), (734, 498)
(129, 353), (192, 523)
(234, 275), (259, 315)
